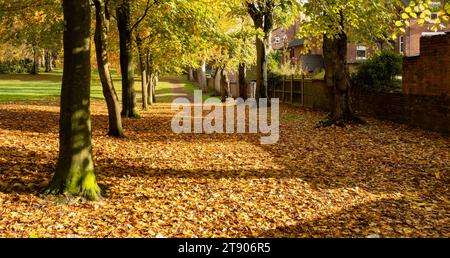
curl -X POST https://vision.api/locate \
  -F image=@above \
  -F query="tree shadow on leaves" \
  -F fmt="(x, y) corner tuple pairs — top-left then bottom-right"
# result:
(0, 146), (54, 195)
(250, 197), (447, 238)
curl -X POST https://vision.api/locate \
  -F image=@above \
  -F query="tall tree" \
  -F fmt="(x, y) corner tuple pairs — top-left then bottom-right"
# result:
(136, 33), (149, 110)
(114, 0), (153, 117)
(116, 0), (138, 118)
(246, 0), (299, 100)
(94, 0), (124, 137)
(45, 0), (101, 200)
(298, 0), (401, 126)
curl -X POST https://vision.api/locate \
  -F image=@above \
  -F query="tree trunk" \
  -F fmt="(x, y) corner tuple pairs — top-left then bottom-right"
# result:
(214, 68), (221, 96)
(152, 74), (157, 103)
(255, 35), (264, 100)
(254, 36), (270, 100)
(117, 0), (138, 118)
(320, 29), (363, 127)
(248, 5), (273, 101)
(220, 69), (229, 102)
(51, 52), (58, 68)
(31, 45), (39, 75)
(197, 58), (207, 93)
(94, 0), (124, 137)
(238, 63), (247, 100)
(45, 0), (101, 201)
(39, 50), (45, 68)
(136, 35), (148, 110)
(262, 33), (271, 99)
(44, 50), (52, 72)
(146, 52), (155, 105)
(188, 68), (194, 81)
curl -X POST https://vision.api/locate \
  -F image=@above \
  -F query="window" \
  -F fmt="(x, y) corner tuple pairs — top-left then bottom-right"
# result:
(274, 36), (281, 44)
(429, 1), (440, 22)
(356, 46), (367, 60)
(430, 12), (438, 22)
(399, 36), (404, 55)
(290, 49), (295, 59)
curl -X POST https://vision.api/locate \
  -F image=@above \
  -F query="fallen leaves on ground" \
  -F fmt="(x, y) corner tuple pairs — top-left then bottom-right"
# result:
(0, 91), (449, 238)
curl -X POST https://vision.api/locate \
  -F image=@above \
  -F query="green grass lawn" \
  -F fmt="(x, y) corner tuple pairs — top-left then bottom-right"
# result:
(0, 69), (146, 103)
(0, 71), (216, 103)
(0, 71), (63, 102)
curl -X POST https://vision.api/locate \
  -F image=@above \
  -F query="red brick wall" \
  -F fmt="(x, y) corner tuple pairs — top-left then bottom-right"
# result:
(352, 91), (450, 134)
(403, 33), (450, 97)
(270, 77), (450, 134)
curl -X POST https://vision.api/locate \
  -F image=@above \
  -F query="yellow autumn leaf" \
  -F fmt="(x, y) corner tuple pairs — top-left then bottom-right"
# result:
(435, 172), (441, 179)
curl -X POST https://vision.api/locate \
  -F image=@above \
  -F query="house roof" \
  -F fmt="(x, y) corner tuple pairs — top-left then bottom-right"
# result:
(288, 38), (305, 48)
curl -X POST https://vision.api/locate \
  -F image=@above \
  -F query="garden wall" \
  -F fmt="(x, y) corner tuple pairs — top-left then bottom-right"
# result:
(403, 32), (450, 97)
(272, 76), (449, 134)
(352, 92), (450, 133)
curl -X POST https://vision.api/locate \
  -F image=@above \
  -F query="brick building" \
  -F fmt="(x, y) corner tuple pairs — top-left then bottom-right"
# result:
(272, 20), (323, 71)
(397, 0), (450, 57)
(271, 0), (449, 72)
(271, 22), (377, 73)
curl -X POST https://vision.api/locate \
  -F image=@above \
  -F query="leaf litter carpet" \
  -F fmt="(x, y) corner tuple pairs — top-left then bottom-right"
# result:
(0, 99), (448, 238)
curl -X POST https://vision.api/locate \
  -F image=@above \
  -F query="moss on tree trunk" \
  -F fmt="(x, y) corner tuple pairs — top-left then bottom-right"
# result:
(45, 0), (101, 201)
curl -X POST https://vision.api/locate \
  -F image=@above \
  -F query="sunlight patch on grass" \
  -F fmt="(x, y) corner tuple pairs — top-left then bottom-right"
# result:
(0, 70), (124, 102)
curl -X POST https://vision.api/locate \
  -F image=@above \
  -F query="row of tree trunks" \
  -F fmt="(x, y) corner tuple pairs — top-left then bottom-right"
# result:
(93, 0), (124, 137)
(208, 66), (248, 100)
(45, 0), (101, 201)
(31, 47), (59, 74)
